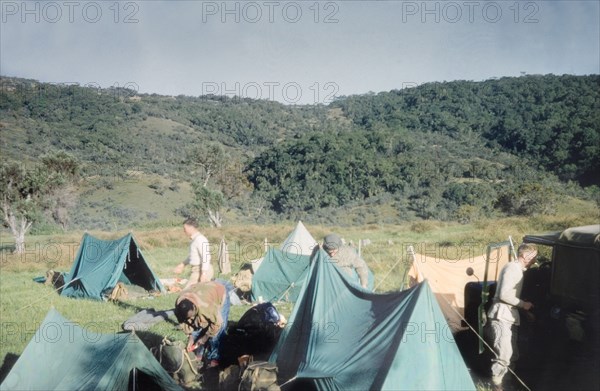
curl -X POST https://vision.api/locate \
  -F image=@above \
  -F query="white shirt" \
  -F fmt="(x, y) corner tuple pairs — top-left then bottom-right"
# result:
(487, 260), (526, 325)
(185, 232), (212, 271)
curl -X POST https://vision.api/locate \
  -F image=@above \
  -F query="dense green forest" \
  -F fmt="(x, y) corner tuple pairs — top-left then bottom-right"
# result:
(332, 76), (599, 185)
(0, 74), (598, 230)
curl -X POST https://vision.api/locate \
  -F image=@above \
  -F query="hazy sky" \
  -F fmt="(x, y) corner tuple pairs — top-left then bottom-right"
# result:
(1, 0), (599, 104)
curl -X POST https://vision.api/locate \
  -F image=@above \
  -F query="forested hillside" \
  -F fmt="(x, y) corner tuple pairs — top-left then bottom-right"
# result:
(333, 75), (599, 185)
(0, 77), (342, 176)
(1, 74), (598, 230)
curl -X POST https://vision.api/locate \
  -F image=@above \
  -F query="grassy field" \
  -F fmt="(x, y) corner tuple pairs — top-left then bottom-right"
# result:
(0, 204), (598, 389)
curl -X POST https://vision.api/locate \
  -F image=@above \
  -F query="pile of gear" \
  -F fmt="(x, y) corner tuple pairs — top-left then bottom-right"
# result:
(148, 302), (285, 390)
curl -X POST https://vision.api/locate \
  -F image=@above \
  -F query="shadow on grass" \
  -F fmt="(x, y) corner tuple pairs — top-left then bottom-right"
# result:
(113, 299), (179, 327)
(0, 353), (19, 386)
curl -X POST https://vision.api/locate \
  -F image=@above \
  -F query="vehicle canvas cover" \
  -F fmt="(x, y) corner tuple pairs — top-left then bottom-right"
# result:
(523, 225), (600, 309)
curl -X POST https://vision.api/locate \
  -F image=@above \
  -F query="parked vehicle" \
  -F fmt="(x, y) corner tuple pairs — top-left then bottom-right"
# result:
(459, 225), (599, 390)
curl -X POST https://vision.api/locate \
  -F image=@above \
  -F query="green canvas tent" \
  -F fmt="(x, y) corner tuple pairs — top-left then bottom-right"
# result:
(61, 233), (165, 300)
(251, 221), (318, 272)
(252, 248), (312, 302)
(251, 222), (374, 302)
(0, 308), (181, 391)
(270, 249), (476, 391)
(251, 247), (375, 303)
(280, 220), (318, 256)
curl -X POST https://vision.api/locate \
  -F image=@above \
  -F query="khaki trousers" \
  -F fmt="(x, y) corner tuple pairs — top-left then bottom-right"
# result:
(488, 318), (519, 385)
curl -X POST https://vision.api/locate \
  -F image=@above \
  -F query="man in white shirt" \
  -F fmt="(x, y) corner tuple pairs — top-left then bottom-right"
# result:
(174, 217), (213, 289)
(487, 243), (537, 390)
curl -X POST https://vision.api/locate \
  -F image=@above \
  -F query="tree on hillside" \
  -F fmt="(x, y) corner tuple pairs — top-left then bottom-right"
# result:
(496, 182), (557, 217)
(1, 163), (43, 253)
(0, 152), (79, 253)
(186, 143), (227, 227)
(332, 75), (600, 187)
(41, 152), (80, 230)
(183, 143), (250, 227)
(191, 183), (225, 228)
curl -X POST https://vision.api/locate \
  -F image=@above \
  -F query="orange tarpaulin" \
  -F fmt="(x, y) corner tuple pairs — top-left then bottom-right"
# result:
(408, 245), (511, 332)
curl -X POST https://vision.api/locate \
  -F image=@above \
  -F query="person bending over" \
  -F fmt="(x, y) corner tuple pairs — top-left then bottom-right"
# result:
(174, 281), (230, 368)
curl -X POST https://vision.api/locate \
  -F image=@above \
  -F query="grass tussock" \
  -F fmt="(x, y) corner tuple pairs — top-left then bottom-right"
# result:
(410, 220), (445, 234)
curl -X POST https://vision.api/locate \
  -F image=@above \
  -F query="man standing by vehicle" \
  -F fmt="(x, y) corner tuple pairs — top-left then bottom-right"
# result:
(174, 217), (213, 289)
(487, 243), (538, 390)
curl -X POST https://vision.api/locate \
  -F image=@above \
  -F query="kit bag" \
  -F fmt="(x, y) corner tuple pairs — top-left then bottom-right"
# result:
(151, 338), (199, 386)
(238, 361), (280, 391)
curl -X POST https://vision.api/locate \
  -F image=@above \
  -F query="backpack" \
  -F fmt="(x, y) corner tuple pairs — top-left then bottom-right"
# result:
(44, 270), (66, 293)
(237, 303), (281, 328)
(218, 364), (242, 391)
(239, 361), (280, 391)
(237, 303), (282, 359)
(108, 282), (128, 301)
(232, 269), (253, 293)
(151, 338), (199, 386)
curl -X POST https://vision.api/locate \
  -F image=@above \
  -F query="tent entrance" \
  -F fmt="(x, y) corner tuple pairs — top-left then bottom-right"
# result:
(128, 368), (165, 391)
(61, 233), (165, 300)
(120, 239), (160, 291)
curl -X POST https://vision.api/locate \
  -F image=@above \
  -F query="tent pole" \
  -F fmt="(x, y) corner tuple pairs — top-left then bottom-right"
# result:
(479, 245), (491, 354)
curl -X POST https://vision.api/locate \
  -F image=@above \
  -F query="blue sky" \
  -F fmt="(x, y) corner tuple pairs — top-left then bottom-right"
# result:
(1, 0), (599, 104)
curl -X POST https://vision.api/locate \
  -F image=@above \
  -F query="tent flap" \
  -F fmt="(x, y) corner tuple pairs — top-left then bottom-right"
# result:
(270, 249), (475, 391)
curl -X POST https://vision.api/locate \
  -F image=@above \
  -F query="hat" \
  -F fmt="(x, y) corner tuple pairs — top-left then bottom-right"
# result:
(323, 234), (343, 252)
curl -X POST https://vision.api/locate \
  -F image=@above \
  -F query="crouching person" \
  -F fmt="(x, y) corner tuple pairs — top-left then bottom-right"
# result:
(175, 281), (230, 369)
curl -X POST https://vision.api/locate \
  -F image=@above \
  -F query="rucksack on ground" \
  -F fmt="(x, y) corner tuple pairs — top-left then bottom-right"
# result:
(221, 303), (283, 365)
(44, 269), (66, 293)
(218, 364), (242, 391)
(239, 361), (280, 391)
(237, 302), (281, 328)
(108, 282), (128, 301)
(151, 338), (199, 386)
